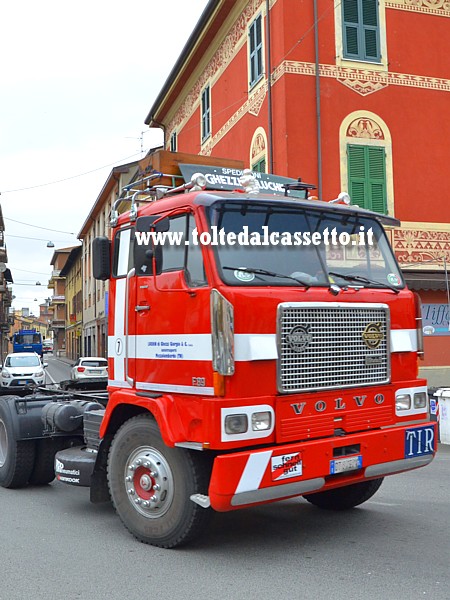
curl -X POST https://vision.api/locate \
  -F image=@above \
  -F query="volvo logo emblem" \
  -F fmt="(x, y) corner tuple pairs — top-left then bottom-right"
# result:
(286, 325), (312, 352)
(362, 322), (383, 349)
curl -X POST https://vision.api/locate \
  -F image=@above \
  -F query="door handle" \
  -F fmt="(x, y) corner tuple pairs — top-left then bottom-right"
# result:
(135, 305), (150, 312)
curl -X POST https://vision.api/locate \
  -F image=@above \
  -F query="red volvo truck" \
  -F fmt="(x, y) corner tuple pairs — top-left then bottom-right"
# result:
(0, 151), (436, 548)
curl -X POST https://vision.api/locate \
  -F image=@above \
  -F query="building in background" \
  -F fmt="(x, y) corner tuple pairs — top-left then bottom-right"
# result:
(78, 161), (139, 357)
(145, 0), (450, 385)
(0, 206), (14, 362)
(48, 247), (78, 356)
(60, 246), (82, 361)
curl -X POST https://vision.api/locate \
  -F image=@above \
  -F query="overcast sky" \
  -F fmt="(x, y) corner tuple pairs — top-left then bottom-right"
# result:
(0, 0), (209, 315)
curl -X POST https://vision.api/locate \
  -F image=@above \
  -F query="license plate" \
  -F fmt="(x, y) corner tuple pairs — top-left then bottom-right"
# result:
(405, 425), (435, 458)
(18, 380), (26, 385)
(330, 455), (362, 475)
(271, 453), (302, 481)
(88, 370), (99, 374)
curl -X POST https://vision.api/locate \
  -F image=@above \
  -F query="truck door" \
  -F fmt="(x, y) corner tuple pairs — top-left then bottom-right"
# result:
(109, 225), (137, 388)
(133, 213), (213, 395)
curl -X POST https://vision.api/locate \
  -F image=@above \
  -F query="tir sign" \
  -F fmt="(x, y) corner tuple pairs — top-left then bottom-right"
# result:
(362, 322), (383, 349)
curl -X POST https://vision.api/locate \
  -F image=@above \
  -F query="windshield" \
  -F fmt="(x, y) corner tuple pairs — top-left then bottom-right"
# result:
(6, 355), (41, 367)
(208, 202), (403, 289)
(81, 360), (108, 368)
(14, 333), (42, 344)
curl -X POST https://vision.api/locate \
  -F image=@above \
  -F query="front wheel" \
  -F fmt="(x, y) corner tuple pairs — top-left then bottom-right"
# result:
(107, 414), (211, 548)
(303, 478), (384, 510)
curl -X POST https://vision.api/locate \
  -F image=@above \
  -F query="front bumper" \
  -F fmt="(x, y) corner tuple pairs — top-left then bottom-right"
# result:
(1, 379), (44, 387)
(206, 421), (437, 511)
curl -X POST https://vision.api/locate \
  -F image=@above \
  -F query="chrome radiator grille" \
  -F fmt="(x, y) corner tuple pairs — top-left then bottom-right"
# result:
(277, 303), (390, 393)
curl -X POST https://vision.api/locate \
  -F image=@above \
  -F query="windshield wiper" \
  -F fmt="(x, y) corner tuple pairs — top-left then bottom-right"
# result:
(328, 271), (400, 294)
(222, 266), (311, 288)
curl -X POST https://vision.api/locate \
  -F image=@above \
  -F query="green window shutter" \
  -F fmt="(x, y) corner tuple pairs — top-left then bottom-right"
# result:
(347, 145), (387, 214)
(347, 145), (367, 208)
(368, 146), (387, 213)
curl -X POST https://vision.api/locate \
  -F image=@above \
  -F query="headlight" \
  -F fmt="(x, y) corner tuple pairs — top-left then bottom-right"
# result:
(414, 391), (427, 409)
(35, 370), (44, 378)
(221, 405), (275, 441)
(252, 411), (272, 431)
(225, 414), (248, 434)
(396, 394), (411, 411)
(1, 370), (10, 378)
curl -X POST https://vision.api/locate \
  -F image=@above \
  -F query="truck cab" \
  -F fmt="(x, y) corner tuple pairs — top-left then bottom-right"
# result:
(0, 153), (436, 549)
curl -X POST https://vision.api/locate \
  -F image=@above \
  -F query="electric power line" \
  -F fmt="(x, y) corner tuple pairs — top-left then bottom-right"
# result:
(3, 217), (76, 235)
(1, 151), (145, 193)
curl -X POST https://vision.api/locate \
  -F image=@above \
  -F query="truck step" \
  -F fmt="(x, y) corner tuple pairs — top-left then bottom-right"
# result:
(83, 409), (105, 450)
(55, 446), (97, 487)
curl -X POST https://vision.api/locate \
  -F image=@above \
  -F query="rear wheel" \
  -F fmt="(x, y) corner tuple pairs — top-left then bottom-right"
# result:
(29, 438), (68, 485)
(0, 400), (36, 488)
(107, 414), (211, 548)
(303, 478), (384, 510)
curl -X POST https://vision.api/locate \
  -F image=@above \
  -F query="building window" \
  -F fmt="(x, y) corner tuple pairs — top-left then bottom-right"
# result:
(252, 158), (266, 173)
(170, 131), (177, 152)
(342, 0), (380, 62)
(340, 112), (393, 216)
(347, 145), (387, 214)
(249, 14), (263, 86)
(201, 85), (211, 142)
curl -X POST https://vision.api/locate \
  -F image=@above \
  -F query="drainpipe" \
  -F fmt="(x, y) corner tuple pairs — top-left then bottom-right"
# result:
(313, 0), (323, 199)
(266, 0), (274, 173)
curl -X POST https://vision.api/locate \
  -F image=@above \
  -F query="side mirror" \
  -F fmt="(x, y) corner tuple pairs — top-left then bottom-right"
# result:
(92, 236), (111, 280)
(133, 216), (169, 276)
(43, 362), (48, 368)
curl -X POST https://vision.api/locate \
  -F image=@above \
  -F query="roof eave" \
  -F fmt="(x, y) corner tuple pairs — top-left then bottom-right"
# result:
(145, 0), (222, 126)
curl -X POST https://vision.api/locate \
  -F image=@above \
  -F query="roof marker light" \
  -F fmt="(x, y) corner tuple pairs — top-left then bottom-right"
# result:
(190, 172), (207, 191)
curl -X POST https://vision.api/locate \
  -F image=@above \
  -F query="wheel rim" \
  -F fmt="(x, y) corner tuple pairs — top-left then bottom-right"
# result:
(124, 446), (174, 519)
(0, 419), (8, 468)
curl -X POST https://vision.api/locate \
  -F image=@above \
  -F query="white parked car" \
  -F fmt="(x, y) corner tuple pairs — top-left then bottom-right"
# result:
(70, 357), (108, 381)
(1, 352), (46, 387)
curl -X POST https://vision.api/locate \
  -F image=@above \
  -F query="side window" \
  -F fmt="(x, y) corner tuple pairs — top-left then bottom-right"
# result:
(113, 227), (134, 277)
(347, 145), (387, 214)
(161, 216), (187, 272)
(249, 14), (263, 87)
(186, 215), (207, 287)
(160, 214), (207, 287)
(342, 0), (380, 62)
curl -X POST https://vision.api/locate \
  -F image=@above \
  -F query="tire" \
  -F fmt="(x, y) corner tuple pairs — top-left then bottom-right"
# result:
(29, 438), (67, 485)
(303, 478), (384, 510)
(0, 400), (36, 488)
(107, 414), (211, 548)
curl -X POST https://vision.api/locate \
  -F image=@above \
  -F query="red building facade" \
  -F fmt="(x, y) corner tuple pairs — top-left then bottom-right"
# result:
(146, 0), (450, 384)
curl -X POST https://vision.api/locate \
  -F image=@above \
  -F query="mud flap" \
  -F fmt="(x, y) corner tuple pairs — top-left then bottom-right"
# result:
(55, 446), (96, 487)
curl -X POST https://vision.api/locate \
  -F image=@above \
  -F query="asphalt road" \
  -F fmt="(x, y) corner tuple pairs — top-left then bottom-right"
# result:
(0, 443), (448, 600)
(43, 354), (73, 385)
